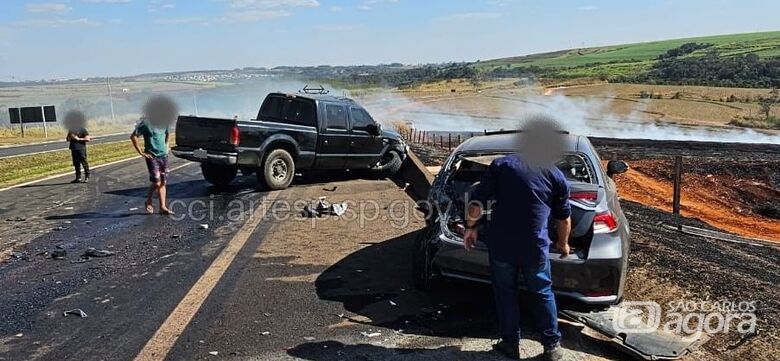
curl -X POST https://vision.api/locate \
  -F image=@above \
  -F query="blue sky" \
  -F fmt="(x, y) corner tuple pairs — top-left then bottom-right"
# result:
(0, 0), (778, 80)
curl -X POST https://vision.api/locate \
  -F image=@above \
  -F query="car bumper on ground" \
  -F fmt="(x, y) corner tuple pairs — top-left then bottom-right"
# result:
(432, 232), (623, 305)
(172, 148), (238, 166)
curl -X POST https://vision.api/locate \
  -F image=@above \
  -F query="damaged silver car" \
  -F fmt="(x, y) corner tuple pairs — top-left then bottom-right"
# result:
(413, 132), (631, 305)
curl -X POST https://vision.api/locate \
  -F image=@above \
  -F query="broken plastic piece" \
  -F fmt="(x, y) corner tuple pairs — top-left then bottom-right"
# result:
(83, 248), (115, 258)
(63, 309), (88, 318)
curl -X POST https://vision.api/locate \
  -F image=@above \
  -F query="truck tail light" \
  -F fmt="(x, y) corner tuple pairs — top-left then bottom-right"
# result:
(229, 125), (240, 146)
(593, 211), (618, 234)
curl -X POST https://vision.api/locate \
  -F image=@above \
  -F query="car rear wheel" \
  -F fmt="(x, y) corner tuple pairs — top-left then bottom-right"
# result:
(258, 149), (295, 190)
(201, 163), (237, 187)
(373, 150), (403, 177)
(412, 226), (439, 291)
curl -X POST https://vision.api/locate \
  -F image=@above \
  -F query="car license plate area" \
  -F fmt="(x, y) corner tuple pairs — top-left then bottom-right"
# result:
(193, 149), (208, 159)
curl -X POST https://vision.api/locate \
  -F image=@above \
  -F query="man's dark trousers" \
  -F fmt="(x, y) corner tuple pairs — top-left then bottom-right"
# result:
(71, 149), (90, 179)
(489, 252), (561, 348)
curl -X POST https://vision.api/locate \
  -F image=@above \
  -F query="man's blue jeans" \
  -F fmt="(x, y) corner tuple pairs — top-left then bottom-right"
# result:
(489, 253), (561, 348)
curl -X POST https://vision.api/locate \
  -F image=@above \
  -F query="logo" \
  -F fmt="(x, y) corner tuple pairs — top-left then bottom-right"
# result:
(613, 301), (662, 334)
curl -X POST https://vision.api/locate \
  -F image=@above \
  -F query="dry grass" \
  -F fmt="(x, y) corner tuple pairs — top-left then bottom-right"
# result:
(0, 141), (137, 187)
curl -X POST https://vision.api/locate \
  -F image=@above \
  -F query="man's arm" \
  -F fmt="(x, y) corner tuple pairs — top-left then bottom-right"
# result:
(551, 170), (573, 258)
(463, 160), (499, 250)
(555, 217), (572, 258)
(130, 133), (151, 159)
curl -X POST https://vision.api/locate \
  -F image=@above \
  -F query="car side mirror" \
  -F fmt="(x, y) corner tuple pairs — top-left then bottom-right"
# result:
(366, 123), (381, 136)
(607, 160), (629, 177)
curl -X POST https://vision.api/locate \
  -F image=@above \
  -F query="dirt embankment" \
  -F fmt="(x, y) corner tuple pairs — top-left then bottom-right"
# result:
(592, 138), (780, 242)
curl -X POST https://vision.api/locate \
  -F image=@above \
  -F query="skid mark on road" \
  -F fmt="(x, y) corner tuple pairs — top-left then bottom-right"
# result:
(133, 189), (282, 361)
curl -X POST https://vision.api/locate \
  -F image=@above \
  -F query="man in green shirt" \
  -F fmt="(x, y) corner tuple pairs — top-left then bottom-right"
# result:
(131, 118), (173, 215)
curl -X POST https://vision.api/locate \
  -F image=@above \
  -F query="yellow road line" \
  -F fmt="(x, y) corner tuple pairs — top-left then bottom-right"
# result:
(133, 190), (282, 361)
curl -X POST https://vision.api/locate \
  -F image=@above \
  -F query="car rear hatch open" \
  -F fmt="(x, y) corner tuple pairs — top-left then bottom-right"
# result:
(175, 115), (239, 153)
(440, 153), (600, 257)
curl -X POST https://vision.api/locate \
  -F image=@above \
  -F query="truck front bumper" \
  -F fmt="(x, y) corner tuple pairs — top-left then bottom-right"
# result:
(172, 148), (238, 166)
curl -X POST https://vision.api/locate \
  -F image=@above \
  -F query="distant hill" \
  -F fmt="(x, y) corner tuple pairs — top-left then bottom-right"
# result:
(475, 31), (780, 85)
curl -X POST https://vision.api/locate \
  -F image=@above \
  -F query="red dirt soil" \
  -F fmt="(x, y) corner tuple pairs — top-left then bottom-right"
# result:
(615, 159), (780, 242)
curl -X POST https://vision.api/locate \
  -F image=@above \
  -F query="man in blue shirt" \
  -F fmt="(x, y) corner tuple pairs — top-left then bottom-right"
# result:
(464, 149), (571, 360)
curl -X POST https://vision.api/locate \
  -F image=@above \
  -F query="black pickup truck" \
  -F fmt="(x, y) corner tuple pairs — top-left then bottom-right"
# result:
(172, 92), (407, 190)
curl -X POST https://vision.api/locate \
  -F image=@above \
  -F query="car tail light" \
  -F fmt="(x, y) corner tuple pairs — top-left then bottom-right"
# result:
(229, 125), (240, 146)
(570, 191), (598, 206)
(593, 211), (618, 234)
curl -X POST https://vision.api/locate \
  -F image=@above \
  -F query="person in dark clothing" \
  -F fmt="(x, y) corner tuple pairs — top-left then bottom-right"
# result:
(66, 127), (91, 183)
(463, 122), (572, 361)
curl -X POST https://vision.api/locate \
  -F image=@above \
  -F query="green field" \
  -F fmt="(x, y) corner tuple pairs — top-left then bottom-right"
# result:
(0, 141), (138, 188)
(476, 31), (780, 77)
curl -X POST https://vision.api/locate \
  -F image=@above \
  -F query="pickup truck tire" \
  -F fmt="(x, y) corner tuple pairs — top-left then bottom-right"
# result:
(258, 148), (295, 190)
(374, 150), (403, 177)
(201, 163), (237, 187)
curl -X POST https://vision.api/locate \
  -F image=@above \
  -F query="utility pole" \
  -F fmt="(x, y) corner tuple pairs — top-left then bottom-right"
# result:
(193, 91), (199, 116)
(107, 77), (116, 122)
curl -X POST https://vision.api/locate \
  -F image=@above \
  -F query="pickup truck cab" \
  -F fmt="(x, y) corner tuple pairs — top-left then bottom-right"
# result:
(172, 92), (407, 190)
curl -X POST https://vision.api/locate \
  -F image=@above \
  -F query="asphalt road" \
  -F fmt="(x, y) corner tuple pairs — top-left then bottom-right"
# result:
(0, 134), (129, 158)
(0, 157), (626, 361)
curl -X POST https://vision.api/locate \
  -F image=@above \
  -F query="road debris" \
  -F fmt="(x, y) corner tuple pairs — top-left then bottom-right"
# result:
(82, 248), (115, 258)
(360, 331), (382, 338)
(63, 309), (88, 318)
(323, 186), (337, 192)
(5, 217), (26, 222)
(260, 331), (270, 336)
(51, 249), (67, 260)
(199, 224), (209, 230)
(208, 351), (218, 356)
(15, 333), (23, 337)
(303, 336), (315, 341)
(11, 251), (28, 260)
(302, 197), (349, 218)
(389, 300), (397, 306)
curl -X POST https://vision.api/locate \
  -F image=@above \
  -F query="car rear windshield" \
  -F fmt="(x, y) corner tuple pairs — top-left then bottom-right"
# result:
(259, 96), (316, 127)
(450, 153), (596, 184)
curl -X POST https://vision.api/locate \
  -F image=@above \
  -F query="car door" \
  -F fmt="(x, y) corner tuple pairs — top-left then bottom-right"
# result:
(315, 103), (350, 169)
(346, 107), (384, 169)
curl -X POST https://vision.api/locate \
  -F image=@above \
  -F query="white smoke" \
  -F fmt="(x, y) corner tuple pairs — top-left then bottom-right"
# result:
(361, 88), (779, 145)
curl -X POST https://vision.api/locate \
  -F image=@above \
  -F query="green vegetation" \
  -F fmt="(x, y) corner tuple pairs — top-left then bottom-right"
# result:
(477, 31), (780, 70)
(330, 31), (780, 89)
(0, 141), (138, 188)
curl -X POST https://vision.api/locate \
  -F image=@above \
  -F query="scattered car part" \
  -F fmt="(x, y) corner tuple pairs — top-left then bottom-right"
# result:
(561, 309), (706, 360)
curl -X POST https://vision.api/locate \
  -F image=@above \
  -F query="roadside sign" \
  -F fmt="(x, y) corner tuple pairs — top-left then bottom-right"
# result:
(9, 108), (21, 124)
(20, 107), (44, 123)
(43, 106), (56, 122)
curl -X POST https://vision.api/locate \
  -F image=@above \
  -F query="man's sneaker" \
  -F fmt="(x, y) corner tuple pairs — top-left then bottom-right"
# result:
(544, 344), (568, 361)
(82, 178), (89, 183)
(70, 178), (82, 184)
(492, 340), (520, 360)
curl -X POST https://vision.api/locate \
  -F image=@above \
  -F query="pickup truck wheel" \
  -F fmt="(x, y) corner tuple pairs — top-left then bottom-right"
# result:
(201, 163), (237, 187)
(374, 150), (403, 177)
(258, 149), (295, 190)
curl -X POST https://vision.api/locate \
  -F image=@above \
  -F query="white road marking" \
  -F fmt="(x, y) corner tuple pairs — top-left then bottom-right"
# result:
(0, 157), (195, 193)
(133, 190), (282, 361)
(0, 157), (136, 193)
